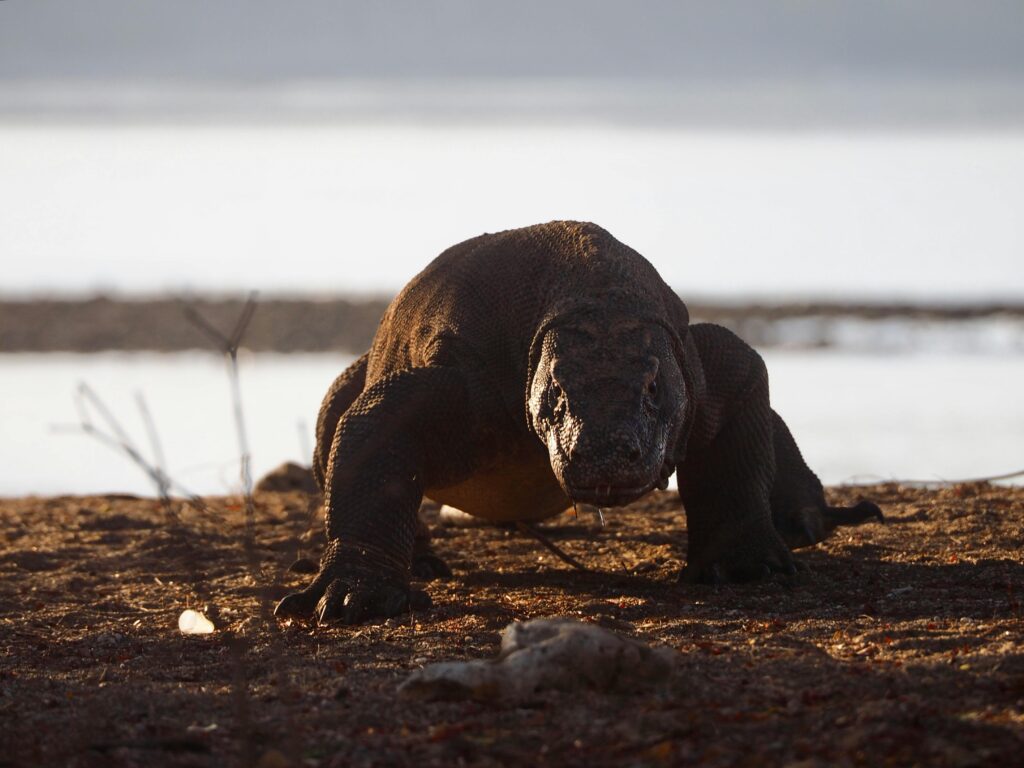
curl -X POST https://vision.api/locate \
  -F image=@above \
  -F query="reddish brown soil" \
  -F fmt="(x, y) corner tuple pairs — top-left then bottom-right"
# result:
(2, 484), (1022, 767)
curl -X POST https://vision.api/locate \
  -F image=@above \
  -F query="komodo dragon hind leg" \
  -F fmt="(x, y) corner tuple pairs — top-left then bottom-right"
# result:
(677, 367), (797, 583)
(275, 366), (472, 624)
(769, 410), (884, 550)
(678, 324), (797, 583)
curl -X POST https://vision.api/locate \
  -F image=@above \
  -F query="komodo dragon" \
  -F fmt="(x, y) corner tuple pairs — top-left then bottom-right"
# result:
(275, 221), (882, 624)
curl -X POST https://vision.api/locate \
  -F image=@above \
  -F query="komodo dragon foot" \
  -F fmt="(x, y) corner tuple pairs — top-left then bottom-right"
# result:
(411, 551), (453, 580)
(274, 541), (431, 625)
(275, 573), (432, 625)
(680, 501), (884, 583)
(679, 519), (802, 585)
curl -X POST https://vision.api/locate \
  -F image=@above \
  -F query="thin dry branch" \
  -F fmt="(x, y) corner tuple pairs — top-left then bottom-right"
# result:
(58, 383), (211, 519)
(181, 294), (259, 545)
(847, 466), (1024, 488)
(180, 293), (299, 766)
(515, 521), (594, 573)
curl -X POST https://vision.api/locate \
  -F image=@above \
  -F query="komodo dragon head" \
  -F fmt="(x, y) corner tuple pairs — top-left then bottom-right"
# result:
(528, 311), (689, 508)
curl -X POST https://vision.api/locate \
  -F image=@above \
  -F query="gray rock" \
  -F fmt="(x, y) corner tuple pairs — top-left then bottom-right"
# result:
(398, 617), (677, 702)
(255, 462), (318, 494)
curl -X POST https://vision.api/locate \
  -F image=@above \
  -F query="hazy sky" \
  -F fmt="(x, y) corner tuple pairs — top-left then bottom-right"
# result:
(2, 0), (1023, 83)
(2, 1), (1021, 301)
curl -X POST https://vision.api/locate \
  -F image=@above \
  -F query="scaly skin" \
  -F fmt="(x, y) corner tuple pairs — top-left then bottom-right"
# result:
(275, 221), (882, 624)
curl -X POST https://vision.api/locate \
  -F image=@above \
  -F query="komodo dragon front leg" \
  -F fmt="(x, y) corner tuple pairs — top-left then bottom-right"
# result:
(678, 323), (881, 582)
(310, 353), (452, 581)
(275, 365), (473, 624)
(311, 352), (368, 493)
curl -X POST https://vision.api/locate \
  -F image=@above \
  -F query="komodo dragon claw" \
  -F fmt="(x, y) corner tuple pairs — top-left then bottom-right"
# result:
(316, 579), (432, 625)
(275, 577), (431, 625)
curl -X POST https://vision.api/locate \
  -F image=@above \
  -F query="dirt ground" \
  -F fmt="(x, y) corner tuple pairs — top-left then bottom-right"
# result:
(2, 483), (1022, 767)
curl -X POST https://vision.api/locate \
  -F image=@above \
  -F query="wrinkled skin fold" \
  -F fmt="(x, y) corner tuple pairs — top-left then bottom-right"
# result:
(275, 221), (883, 625)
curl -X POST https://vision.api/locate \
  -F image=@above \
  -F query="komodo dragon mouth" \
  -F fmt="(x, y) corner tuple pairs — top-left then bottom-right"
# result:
(565, 482), (659, 507)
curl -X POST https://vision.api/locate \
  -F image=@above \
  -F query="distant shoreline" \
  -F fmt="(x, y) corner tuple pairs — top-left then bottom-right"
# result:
(3, 79), (1024, 130)
(3, 295), (1022, 355)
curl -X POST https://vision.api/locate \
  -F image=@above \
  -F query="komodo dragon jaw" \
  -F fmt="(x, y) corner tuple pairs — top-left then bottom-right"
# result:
(527, 319), (687, 508)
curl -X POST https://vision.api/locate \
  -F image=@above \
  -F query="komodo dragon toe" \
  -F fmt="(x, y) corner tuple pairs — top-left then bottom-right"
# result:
(275, 570), (431, 625)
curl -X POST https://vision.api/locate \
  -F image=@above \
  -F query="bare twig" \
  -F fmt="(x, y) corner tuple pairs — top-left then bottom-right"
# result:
(181, 293), (261, 591)
(229, 298), (258, 350)
(515, 521), (594, 573)
(181, 293), (297, 766)
(846, 466), (1024, 488)
(135, 391), (172, 503)
(76, 381), (137, 452)
(58, 383), (213, 520)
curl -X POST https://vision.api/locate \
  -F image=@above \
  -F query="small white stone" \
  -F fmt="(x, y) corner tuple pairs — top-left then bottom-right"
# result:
(438, 505), (489, 527)
(178, 609), (215, 635)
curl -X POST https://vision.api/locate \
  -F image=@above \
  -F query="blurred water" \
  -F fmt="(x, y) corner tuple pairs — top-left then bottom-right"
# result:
(1, 123), (1022, 300)
(1, 352), (347, 497)
(2, 351), (1020, 497)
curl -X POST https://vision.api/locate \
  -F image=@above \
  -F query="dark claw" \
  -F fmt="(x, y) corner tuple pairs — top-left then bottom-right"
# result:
(274, 589), (318, 619)
(316, 579), (347, 624)
(288, 557), (319, 574)
(307, 578), (426, 625)
(381, 589), (411, 617)
(801, 520), (818, 547)
(411, 553), (453, 580)
(727, 560), (788, 582)
(706, 563), (724, 585)
(341, 590), (374, 625)
(409, 589), (433, 611)
(678, 563), (713, 584)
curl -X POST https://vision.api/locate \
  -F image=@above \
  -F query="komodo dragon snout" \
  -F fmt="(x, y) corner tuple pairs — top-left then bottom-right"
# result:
(527, 318), (685, 508)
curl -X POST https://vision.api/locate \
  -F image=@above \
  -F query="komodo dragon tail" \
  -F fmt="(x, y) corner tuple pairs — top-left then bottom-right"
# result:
(821, 500), (885, 532)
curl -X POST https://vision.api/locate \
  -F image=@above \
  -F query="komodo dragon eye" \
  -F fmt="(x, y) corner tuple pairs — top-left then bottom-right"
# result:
(642, 356), (661, 406)
(643, 378), (660, 413)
